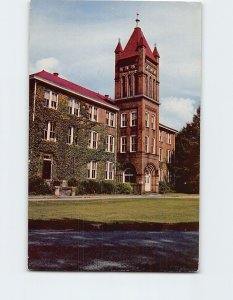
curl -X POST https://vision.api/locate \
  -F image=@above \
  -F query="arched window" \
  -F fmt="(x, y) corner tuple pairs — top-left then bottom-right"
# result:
(123, 167), (136, 183)
(122, 76), (126, 98)
(153, 79), (156, 99)
(149, 76), (152, 98)
(128, 75), (131, 97)
(134, 73), (138, 95)
(145, 75), (148, 96)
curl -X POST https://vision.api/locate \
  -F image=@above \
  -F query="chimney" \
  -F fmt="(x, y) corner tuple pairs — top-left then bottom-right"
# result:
(105, 95), (109, 99)
(53, 72), (59, 77)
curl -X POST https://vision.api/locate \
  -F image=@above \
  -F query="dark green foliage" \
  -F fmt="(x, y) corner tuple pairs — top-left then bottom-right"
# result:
(29, 176), (53, 195)
(159, 181), (172, 194)
(76, 180), (133, 195)
(115, 182), (133, 194)
(172, 107), (200, 193)
(67, 177), (78, 187)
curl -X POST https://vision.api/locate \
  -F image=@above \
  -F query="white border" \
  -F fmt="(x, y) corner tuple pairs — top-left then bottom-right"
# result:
(1, 0), (233, 299)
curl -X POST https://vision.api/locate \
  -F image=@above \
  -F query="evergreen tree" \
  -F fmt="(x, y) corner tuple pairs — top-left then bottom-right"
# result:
(173, 107), (200, 193)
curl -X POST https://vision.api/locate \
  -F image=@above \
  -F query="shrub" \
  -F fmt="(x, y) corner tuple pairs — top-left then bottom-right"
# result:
(76, 180), (102, 194)
(101, 181), (117, 194)
(29, 176), (53, 195)
(159, 181), (172, 194)
(67, 177), (78, 187)
(116, 182), (133, 194)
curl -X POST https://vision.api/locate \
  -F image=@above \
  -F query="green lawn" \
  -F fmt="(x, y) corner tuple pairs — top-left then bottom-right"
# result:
(28, 197), (199, 224)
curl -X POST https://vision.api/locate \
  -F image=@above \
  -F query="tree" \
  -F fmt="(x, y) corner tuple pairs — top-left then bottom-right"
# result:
(172, 107), (200, 193)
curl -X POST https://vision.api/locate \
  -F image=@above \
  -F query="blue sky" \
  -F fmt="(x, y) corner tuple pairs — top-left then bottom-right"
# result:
(29, 0), (202, 130)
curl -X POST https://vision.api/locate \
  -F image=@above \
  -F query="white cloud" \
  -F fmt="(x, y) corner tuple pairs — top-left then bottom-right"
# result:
(160, 97), (196, 130)
(30, 57), (60, 74)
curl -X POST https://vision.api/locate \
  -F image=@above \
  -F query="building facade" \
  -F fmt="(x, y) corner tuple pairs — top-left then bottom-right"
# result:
(29, 22), (177, 193)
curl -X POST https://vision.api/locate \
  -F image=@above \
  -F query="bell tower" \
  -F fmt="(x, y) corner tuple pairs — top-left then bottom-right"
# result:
(115, 15), (161, 193)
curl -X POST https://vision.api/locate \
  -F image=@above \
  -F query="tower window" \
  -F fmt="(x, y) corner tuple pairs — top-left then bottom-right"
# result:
(130, 111), (137, 127)
(122, 76), (126, 98)
(145, 136), (149, 153)
(130, 135), (137, 152)
(120, 136), (127, 153)
(145, 112), (149, 128)
(128, 74), (131, 97)
(121, 113), (127, 127)
(152, 114), (156, 130)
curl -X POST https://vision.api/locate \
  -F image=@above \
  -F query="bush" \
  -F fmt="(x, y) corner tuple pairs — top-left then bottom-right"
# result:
(116, 182), (133, 194)
(67, 177), (78, 187)
(101, 181), (117, 194)
(29, 176), (53, 195)
(76, 180), (102, 194)
(159, 181), (172, 194)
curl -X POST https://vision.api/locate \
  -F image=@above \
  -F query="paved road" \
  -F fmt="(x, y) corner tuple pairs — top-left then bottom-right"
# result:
(28, 230), (199, 272)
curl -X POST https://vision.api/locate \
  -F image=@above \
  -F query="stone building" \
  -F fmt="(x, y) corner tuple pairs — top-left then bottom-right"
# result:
(29, 21), (177, 193)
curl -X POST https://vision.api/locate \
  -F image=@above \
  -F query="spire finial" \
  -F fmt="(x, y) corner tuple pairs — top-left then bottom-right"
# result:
(135, 12), (140, 27)
(154, 42), (157, 48)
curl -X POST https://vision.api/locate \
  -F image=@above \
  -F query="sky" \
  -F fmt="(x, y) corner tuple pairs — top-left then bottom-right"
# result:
(29, 0), (202, 130)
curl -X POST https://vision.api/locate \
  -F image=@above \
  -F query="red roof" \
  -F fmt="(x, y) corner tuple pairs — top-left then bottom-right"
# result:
(115, 41), (123, 53)
(120, 27), (156, 62)
(30, 70), (117, 109)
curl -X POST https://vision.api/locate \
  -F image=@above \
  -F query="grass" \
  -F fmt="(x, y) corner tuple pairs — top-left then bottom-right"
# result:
(28, 197), (199, 224)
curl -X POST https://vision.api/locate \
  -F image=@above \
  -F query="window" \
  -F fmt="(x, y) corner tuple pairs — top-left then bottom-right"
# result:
(128, 75), (131, 97)
(167, 150), (172, 163)
(145, 112), (149, 128)
(151, 114), (156, 130)
(122, 76), (126, 97)
(130, 111), (137, 127)
(130, 135), (137, 152)
(43, 121), (56, 141)
(121, 113), (127, 127)
(120, 136), (127, 153)
(43, 90), (58, 109)
(145, 75), (148, 96)
(88, 131), (98, 149)
(87, 161), (97, 179)
(68, 98), (80, 116)
(152, 138), (156, 154)
(153, 79), (156, 99)
(106, 111), (115, 127)
(105, 161), (114, 180)
(105, 135), (115, 153)
(89, 105), (98, 121)
(166, 133), (172, 144)
(67, 126), (74, 145)
(123, 167), (136, 183)
(159, 130), (162, 142)
(159, 148), (163, 161)
(145, 136), (149, 153)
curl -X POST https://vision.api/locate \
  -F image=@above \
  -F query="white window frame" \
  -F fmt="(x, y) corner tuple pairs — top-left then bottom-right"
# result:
(145, 136), (149, 153)
(159, 147), (163, 162)
(89, 105), (98, 122)
(105, 161), (114, 180)
(44, 90), (58, 110)
(159, 130), (162, 142)
(43, 121), (56, 142)
(130, 111), (137, 127)
(130, 135), (137, 152)
(67, 126), (74, 145)
(88, 131), (98, 149)
(167, 150), (171, 163)
(87, 161), (97, 179)
(121, 113), (127, 127)
(145, 112), (149, 128)
(106, 111), (115, 127)
(68, 98), (80, 116)
(152, 137), (156, 154)
(120, 136), (127, 153)
(151, 114), (156, 130)
(105, 135), (115, 153)
(166, 133), (172, 144)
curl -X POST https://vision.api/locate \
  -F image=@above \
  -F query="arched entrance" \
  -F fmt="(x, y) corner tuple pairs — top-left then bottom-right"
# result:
(144, 169), (151, 192)
(144, 164), (156, 192)
(123, 163), (136, 183)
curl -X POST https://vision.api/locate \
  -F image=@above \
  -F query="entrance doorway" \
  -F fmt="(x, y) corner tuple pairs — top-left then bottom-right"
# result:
(42, 155), (52, 180)
(145, 170), (151, 192)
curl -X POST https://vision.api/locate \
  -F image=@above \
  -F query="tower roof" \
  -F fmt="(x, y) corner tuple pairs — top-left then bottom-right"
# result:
(114, 40), (123, 53)
(153, 44), (160, 58)
(120, 27), (156, 62)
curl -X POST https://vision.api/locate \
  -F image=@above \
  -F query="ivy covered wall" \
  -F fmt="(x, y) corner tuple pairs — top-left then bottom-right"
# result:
(29, 81), (115, 181)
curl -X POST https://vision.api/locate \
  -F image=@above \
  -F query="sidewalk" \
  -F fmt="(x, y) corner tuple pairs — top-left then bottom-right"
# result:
(28, 193), (199, 201)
